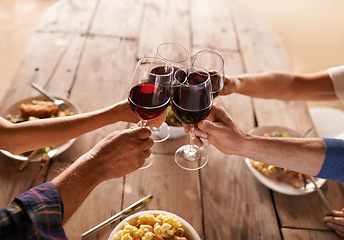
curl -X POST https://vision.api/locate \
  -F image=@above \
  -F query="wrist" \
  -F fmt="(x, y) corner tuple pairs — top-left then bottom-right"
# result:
(110, 100), (138, 124)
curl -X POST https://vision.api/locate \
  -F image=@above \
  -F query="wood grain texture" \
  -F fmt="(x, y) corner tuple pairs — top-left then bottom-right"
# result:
(282, 228), (342, 240)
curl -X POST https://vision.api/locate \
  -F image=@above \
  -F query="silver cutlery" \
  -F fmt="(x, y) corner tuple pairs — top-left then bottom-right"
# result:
(27, 148), (57, 189)
(18, 149), (38, 171)
(309, 176), (333, 215)
(31, 82), (68, 111)
(82, 195), (153, 239)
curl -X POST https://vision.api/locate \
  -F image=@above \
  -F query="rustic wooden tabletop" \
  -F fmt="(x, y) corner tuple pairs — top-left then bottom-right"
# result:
(0, 0), (343, 239)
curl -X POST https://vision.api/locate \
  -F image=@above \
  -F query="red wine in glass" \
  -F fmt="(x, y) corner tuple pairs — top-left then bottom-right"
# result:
(172, 72), (212, 125)
(191, 50), (224, 99)
(129, 83), (170, 121)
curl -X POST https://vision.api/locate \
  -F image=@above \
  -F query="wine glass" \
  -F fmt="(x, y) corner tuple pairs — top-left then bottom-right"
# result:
(156, 42), (191, 70)
(153, 43), (191, 137)
(128, 57), (174, 168)
(191, 50), (224, 99)
(171, 65), (213, 170)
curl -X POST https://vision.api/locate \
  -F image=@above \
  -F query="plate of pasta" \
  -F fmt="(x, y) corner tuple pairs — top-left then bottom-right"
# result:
(108, 210), (200, 240)
(245, 126), (326, 195)
(0, 95), (81, 161)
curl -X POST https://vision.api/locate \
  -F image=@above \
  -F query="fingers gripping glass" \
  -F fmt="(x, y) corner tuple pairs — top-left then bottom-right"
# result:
(171, 65), (213, 170)
(128, 57), (174, 168)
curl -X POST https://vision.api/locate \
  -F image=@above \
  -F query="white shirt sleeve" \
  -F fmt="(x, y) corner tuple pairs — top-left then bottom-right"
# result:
(327, 65), (344, 103)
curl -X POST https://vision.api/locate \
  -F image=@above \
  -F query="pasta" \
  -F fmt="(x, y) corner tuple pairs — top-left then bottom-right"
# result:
(250, 131), (311, 189)
(112, 213), (189, 240)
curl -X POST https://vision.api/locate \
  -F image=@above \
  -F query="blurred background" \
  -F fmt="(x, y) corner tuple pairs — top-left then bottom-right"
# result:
(1, 0), (344, 108)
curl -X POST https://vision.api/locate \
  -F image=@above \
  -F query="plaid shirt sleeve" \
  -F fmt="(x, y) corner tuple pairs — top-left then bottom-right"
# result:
(0, 182), (67, 240)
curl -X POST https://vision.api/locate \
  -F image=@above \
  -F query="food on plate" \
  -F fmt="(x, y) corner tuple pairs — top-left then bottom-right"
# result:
(166, 105), (182, 127)
(5, 99), (74, 156)
(112, 213), (189, 240)
(249, 131), (311, 189)
(7, 99), (73, 123)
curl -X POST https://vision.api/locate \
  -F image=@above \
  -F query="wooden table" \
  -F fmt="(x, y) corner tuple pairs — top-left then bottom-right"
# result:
(1, 0), (344, 239)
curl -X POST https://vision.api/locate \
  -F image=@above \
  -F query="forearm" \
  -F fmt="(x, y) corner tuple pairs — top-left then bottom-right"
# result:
(233, 71), (337, 101)
(238, 135), (325, 176)
(0, 101), (134, 154)
(51, 154), (101, 224)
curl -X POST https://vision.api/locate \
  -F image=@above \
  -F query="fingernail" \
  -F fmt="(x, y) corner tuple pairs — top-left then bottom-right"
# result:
(199, 121), (206, 130)
(201, 133), (208, 139)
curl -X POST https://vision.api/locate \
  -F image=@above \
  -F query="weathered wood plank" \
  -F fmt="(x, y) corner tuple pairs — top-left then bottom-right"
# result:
(190, 0), (238, 51)
(36, 0), (97, 33)
(282, 228), (342, 240)
(275, 181), (344, 230)
(90, 0), (144, 38)
(137, 0), (191, 59)
(229, 0), (291, 73)
(0, 156), (18, 207)
(0, 32), (85, 108)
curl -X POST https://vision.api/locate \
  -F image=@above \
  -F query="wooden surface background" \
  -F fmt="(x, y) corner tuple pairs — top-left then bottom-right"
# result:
(0, 0), (343, 239)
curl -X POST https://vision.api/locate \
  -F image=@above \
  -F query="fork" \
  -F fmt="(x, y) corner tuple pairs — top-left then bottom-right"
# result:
(31, 82), (68, 111)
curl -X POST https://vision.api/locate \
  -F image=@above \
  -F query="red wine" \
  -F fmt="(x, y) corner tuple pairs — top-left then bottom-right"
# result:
(171, 101), (211, 125)
(171, 72), (212, 125)
(129, 83), (170, 120)
(209, 71), (222, 98)
(148, 66), (173, 85)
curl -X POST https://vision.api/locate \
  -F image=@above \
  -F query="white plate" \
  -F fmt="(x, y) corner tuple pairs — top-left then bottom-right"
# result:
(108, 210), (200, 240)
(245, 126), (326, 195)
(0, 95), (81, 161)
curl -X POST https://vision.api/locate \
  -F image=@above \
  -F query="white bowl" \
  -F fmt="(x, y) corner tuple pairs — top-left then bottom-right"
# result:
(108, 210), (200, 240)
(0, 95), (81, 161)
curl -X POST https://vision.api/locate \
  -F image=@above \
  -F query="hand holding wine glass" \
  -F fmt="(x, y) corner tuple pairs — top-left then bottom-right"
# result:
(171, 65), (213, 170)
(128, 57), (173, 168)
(192, 50), (225, 99)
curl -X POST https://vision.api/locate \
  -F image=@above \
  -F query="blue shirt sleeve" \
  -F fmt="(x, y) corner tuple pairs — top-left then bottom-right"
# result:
(315, 138), (344, 183)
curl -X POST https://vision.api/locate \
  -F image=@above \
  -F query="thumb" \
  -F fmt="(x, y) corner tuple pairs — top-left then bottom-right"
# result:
(198, 120), (220, 135)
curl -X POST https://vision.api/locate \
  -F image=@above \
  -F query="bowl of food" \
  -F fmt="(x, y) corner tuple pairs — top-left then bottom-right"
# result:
(108, 210), (200, 240)
(166, 105), (187, 139)
(245, 126), (326, 195)
(0, 95), (81, 161)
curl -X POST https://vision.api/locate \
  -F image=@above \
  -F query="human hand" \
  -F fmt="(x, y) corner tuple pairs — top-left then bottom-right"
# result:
(220, 76), (240, 96)
(190, 105), (248, 155)
(324, 208), (344, 238)
(80, 126), (153, 181)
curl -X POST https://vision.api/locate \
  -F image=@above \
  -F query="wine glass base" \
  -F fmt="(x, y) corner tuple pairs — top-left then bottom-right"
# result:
(150, 122), (170, 142)
(139, 155), (153, 169)
(175, 145), (208, 170)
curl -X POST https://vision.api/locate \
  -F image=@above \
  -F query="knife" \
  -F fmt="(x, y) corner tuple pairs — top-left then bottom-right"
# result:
(81, 195), (153, 239)
(309, 176), (333, 215)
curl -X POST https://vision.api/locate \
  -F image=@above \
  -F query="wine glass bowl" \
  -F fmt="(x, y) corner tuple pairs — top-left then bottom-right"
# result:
(191, 50), (224, 99)
(171, 65), (213, 170)
(156, 42), (191, 70)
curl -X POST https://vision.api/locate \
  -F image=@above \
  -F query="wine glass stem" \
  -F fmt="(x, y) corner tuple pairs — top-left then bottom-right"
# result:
(141, 120), (148, 128)
(189, 125), (196, 155)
